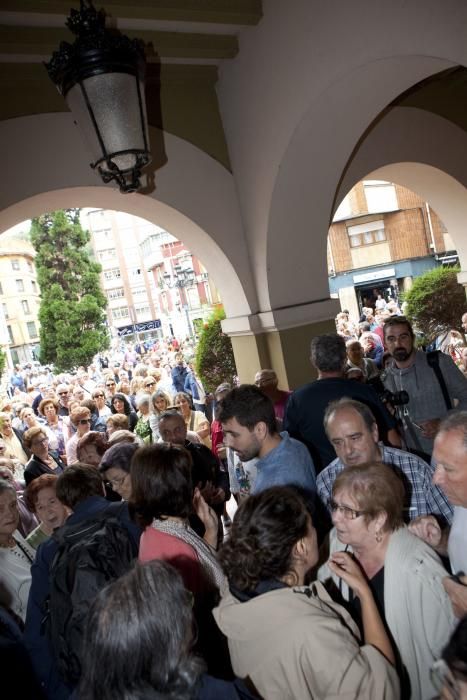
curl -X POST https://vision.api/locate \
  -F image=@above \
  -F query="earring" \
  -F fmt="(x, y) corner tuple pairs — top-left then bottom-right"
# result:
(375, 530), (383, 543)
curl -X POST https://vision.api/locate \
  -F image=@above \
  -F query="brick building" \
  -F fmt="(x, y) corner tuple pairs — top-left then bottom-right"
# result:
(328, 180), (457, 318)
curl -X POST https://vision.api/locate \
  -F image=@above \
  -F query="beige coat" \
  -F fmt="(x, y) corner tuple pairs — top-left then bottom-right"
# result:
(319, 527), (455, 700)
(214, 580), (399, 700)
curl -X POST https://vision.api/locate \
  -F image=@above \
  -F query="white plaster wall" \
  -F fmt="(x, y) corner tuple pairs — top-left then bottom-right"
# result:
(0, 114), (255, 319)
(335, 107), (467, 266)
(218, 0), (467, 314)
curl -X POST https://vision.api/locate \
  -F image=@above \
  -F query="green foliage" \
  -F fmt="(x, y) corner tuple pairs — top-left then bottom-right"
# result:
(195, 307), (237, 393)
(0, 349), (6, 381)
(404, 266), (466, 344)
(30, 209), (109, 371)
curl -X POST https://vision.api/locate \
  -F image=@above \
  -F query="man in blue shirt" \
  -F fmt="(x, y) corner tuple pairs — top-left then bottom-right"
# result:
(219, 385), (316, 503)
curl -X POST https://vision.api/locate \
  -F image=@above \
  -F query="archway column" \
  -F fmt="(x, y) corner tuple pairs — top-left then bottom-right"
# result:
(222, 298), (339, 389)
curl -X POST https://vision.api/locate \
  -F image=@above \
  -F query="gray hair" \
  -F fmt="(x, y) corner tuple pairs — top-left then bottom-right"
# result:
(438, 411), (467, 449)
(310, 334), (347, 372)
(136, 393), (151, 410)
(0, 477), (16, 496)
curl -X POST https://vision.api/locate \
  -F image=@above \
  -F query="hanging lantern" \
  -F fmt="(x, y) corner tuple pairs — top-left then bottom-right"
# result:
(46, 0), (151, 193)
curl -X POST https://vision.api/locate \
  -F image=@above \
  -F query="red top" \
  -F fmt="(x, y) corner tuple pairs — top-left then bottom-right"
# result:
(139, 527), (204, 595)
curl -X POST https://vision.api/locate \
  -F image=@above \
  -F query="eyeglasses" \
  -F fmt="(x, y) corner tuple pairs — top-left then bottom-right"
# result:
(329, 500), (367, 520)
(32, 437), (49, 446)
(106, 383), (115, 387)
(107, 474), (128, 490)
(430, 659), (460, 700)
(79, 418), (91, 425)
(58, 391), (68, 396)
(93, 394), (105, 398)
(145, 382), (156, 387)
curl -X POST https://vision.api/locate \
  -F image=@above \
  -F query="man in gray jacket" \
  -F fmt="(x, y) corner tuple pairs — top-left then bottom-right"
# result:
(383, 315), (467, 460)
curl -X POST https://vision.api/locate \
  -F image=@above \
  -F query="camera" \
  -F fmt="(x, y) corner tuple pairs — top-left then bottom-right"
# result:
(367, 376), (409, 407)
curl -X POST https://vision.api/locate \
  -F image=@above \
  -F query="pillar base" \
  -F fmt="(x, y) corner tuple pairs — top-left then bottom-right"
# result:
(224, 298), (339, 389)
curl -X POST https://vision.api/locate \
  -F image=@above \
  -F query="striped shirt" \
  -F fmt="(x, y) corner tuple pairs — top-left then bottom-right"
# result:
(316, 444), (453, 526)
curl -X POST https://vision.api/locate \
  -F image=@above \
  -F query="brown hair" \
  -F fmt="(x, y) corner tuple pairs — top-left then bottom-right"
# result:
(25, 473), (59, 512)
(38, 397), (59, 416)
(106, 414), (129, 431)
(332, 462), (404, 533)
(130, 443), (193, 527)
(23, 426), (48, 450)
(70, 406), (91, 426)
(56, 463), (104, 509)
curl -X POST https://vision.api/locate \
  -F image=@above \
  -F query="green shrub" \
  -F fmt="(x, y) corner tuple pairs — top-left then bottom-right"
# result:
(195, 307), (237, 393)
(404, 266), (466, 344)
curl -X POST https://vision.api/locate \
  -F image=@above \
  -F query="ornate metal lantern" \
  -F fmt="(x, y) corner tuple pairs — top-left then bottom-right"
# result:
(46, 0), (151, 193)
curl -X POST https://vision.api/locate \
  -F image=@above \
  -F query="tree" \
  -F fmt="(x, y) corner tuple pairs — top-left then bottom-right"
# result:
(30, 209), (109, 371)
(195, 306), (237, 393)
(403, 265), (466, 344)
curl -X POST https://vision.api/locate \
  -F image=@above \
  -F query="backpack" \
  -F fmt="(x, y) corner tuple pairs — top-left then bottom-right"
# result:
(45, 503), (137, 686)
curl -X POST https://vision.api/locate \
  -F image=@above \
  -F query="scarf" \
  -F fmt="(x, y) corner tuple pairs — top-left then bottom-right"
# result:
(151, 518), (225, 590)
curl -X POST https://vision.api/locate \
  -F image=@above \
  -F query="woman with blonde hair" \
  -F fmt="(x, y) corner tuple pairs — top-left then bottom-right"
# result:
(174, 392), (211, 449)
(149, 389), (172, 441)
(65, 406), (92, 466)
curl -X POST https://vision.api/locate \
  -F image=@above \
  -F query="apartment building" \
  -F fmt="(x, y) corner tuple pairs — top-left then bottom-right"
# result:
(328, 180), (456, 317)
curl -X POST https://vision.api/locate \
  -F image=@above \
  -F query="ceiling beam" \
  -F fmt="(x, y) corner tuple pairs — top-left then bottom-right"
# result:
(0, 0), (262, 25)
(0, 25), (238, 59)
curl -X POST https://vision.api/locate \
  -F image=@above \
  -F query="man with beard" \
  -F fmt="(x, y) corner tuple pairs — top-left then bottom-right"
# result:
(219, 385), (316, 502)
(383, 315), (467, 460)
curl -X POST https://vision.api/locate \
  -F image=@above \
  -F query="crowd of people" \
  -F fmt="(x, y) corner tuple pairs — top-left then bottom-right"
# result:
(1, 317), (467, 700)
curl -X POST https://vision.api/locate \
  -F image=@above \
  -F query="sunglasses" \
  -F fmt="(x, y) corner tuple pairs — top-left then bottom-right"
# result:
(58, 391), (68, 396)
(145, 381), (156, 387)
(93, 394), (105, 398)
(106, 383), (115, 387)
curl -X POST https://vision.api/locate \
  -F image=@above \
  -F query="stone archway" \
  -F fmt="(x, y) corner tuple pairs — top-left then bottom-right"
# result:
(0, 114), (256, 320)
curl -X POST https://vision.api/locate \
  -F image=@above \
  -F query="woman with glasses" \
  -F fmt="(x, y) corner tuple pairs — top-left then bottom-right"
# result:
(215, 486), (398, 699)
(65, 407), (92, 466)
(99, 441), (139, 501)
(92, 388), (111, 418)
(319, 462), (455, 700)
(23, 426), (65, 485)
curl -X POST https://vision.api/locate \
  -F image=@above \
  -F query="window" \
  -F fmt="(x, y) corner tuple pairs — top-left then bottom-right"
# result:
(27, 260), (33, 273)
(2, 304), (8, 320)
(31, 280), (37, 293)
(27, 321), (37, 338)
(129, 267), (142, 278)
(132, 286), (148, 299)
(7, 325), (14, 344)
(363, 181), (398, 213)
(22, 300), (30, 314)
(103, 268), (121, 281)
(135, 305), (150, 317)
(111, 307), (130, 320)
(97, 248), (117, 262)
(16, 279), (24, 292)
(347, 220), (386, 248)
(107, 288), (125, 301)
(11, 259), (20, 271)
(0, 282), (3, 295)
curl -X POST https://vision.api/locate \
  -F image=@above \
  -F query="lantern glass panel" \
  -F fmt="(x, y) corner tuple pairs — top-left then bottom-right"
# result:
(66, 71), (148, 173)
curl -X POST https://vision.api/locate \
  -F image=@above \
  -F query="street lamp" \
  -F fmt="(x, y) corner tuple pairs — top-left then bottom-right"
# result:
(45, 0), (151, 193)
(162, 266), (195, 337)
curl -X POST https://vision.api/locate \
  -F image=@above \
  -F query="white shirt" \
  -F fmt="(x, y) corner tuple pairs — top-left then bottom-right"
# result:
(448, 506), (467, 573)
(0, 531), (34, 620)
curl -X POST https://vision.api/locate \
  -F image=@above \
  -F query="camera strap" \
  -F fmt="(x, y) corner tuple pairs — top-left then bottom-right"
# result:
(426, 351), (452, 411)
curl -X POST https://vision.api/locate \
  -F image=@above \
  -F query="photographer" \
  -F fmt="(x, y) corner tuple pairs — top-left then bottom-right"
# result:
(383, 316), (467, 461)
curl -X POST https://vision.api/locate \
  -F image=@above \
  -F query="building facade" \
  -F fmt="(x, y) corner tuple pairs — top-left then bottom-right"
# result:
(328, 181), (457, 318)
(0, 238), (40, 365)
(87, 209), (221, 343)
(143, 236), (221, 339)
